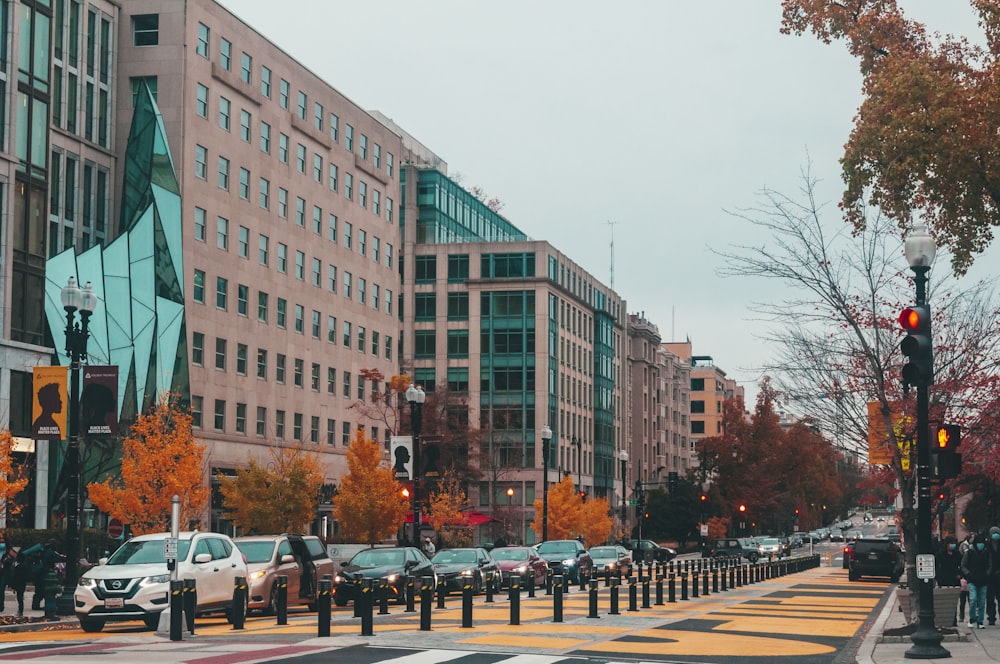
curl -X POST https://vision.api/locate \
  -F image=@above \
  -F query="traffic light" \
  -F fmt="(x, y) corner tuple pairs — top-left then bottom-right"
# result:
(399, 481), (413, 500)
(738, 504), (747, 514)
(667, 471), (678, 493)
(899, 305), (933, 387)
(700, 494), (707, 503)
(579, 491), (587, 503)
(933, 424), (962, 479)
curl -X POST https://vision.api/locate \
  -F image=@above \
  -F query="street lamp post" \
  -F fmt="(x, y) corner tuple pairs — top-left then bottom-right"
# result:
(619, 450), (629, 536)
(57, 277), (97, 616)
(506, 487), (514, 542)
(903, 224), (948, 660)
(406, 384), (425, 545)
(541, 425), (552, 542)
(572, 436), (582, 491)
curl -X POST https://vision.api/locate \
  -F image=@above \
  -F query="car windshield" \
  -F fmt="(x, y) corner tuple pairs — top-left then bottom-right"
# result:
(537, 542), (575, 555)
(491, 548), (528, 561)
(433, 550), (477, 564)
(106, 538), (192, 565)
(235, 541), (277, 564)
(760, 538), (780, 545)
(589, 547), (617, 558)
(350, 549), (404, 567)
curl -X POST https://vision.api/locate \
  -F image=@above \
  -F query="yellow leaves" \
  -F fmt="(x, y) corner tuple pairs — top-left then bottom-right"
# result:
(333, 427), (408, 544)
(0, 428), (30, 516)
(87, 394), (208, 535)
(218, 444), (324, 534)
(425, 474), (472, 548)
(530, 476), (613, 546)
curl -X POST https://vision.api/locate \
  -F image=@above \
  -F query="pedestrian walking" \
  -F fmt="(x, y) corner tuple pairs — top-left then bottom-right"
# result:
(422, 536), (436, 557)
(961, 532), (992, 629)
(1, 546), (27, 616)
(986, 525), (1000, 625)
(936, 536), (962, 586)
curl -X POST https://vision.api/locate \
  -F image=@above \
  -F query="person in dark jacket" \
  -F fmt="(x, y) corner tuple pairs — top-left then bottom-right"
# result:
(936, 536), (962, 587)
(986, 525), (1000, 625)
(961, 533), (992, 628)
(1, 546), (27, 616)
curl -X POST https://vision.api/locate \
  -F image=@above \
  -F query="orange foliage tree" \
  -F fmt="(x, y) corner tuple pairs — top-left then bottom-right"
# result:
(0, 428), (30, 517)
(217, 444), (325, 534)
(530, 475), (612, 546)
(332, 427), (408, 544)
(351, 369), (411, 435)
(425, 474), (472, 547)
(87, 394), (209, 535)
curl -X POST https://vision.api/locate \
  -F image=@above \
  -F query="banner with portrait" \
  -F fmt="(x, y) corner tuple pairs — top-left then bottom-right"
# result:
(82, 365), (119, 437)
(32, 366), (68, 440)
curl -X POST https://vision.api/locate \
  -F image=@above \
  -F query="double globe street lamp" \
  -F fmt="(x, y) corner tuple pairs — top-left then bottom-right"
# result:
(540, 424), (552, 542)
(405, 384), (425, 545)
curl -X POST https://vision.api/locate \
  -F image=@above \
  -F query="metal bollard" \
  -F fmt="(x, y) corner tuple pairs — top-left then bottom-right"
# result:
(528, 573), (536, 598)
(419, 576), (433, 631)
(378, 579), (389, 615)
(668, 572), (676, 602)
(485, 574), (494, 603)
(317, 579), (331, 637)
(628, 576), (638, 611)
(276, 574), (288, 625)
(580, 569), (587, 592)
(712, 565), (719, 593)
(681, 570), (689, 600)
(655, 574), (664, 605)
(692, 570), (700, 598)
(553, 575), (564, 623)
(703, 567), (710, 596)
(545, 568), (553, 595)
(183, 578), (196, 634)
(609, 575), (620, 615)
(231, 576), (247, 630)
(461, 582), (473, 628)
(588, 576), (599, 619)
(353, 579), (363, 617)
(170, 579), (184, 641)
(437, 582), (446, 609)
(360, 579), (375, 636)
(509, 576), (521, 625)
(642, 576), (651, 608)
(405, 575), (415, 613)
(721, 563), (728, 591)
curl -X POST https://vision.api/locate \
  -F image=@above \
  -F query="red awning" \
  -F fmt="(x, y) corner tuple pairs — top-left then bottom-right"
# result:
(404, 510), (500, 526)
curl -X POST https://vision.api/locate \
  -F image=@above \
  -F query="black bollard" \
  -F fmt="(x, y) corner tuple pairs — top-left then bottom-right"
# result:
(378, 579), (389, 615)
(692, 570), (700, 598)
(553, 575), (564, 623)
(668, 572), (676, 602)
(183, 578), (196, 634)
(609, 575), (620, 615)
(628, 576), (638, 611)
(579, 568), (587, 592)
(461, 582), (473, 628)
(419, 576), (433, 631)
(655, 574), (664, 605)
(509, 576), (521, 625)
(528, 573), (536, 598)
(642, 576), (651, 608)
(437, 582), (446, 609)
(485, 574), (494, 603)
(588, 576), (599, 619)
(360, 579), (374, 637)
(545, 568), (553, 595)
(721, 564), (728, 591)
(681, 570), (689, 600)
(170, 579), (184, 641)
(317, 579), (331, 637)
(703, 567), (710, 595)
(712, 565), (719, 593)
(405, 576), (415, 613)
(276, 574), (288, 625)
(231, 576), (247, 630)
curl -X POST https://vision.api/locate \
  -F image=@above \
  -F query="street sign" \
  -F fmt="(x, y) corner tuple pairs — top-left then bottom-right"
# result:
(700, 525), (709, 537)
(107, 517), (124, 539)
(628, 500), (638, 506)
(164, 537), (178, 561)
(915, 553), (935, 580)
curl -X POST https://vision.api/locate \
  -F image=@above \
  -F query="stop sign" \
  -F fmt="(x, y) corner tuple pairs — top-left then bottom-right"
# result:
(107, 518), (124, 538)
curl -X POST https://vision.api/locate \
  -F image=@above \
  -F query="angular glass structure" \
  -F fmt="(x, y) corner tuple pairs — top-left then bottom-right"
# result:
(44, 82), (188, 424)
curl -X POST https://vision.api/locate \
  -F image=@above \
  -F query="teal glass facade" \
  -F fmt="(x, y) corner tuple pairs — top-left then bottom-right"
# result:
(44, 82), (188, 424)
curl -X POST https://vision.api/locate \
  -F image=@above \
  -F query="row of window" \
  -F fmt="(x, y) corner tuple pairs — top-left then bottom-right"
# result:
(193, 20), (395, 178)
(48, 150), (110, 255)
(188, 396), (387, 447)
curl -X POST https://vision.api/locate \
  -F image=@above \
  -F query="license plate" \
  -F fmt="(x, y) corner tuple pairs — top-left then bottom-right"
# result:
(104, 598), (124, 609)
(868, 552), (879, 559)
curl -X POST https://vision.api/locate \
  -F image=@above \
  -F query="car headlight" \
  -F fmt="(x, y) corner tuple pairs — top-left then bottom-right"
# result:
(249, 569), (267, 581)
(460, 568), (475, 577)
(334, 575), (344, 584)
(78, 577), (97, 589)
(385, 574), (399, 584)
(562, 559), (577, 567)
(141, 574), (170, 586)
(513, 565), (528, 574)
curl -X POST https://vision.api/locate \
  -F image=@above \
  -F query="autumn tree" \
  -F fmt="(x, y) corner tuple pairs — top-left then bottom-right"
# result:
(782, 0), (1000, 275)
(332, 427), (408, 544)
(0, 428), (30, 519)
(350, 369), (411, 436)
(530, 475), (612, 546)
(217, 444), (325, 534)
(424, 473), (472, 548)
(88, 394), (209, 535)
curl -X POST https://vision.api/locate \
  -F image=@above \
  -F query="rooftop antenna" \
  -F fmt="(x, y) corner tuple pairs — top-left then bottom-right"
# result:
(607, 220), (618, 290)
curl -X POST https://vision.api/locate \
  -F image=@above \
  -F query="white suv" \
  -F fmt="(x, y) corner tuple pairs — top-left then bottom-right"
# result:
(74, 531), (248, 632)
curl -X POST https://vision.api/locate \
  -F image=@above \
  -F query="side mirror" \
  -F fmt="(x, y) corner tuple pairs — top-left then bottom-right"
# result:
(194, 553), (212, 564)
(98, 557), (108, 566)
(280, 554), (295, 564)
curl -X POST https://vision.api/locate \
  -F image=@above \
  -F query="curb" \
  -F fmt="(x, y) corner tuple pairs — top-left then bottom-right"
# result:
(855, 588), (898, 664)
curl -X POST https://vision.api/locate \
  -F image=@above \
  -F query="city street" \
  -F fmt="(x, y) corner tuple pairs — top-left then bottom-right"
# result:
(0, 553), (891, 664)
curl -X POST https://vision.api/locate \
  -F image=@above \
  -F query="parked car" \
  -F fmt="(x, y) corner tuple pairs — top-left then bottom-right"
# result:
(849, 538), (903, 582)
(431, 547), (501, 594)
(588, 545), (633, 576)
(235, 534), (334, 614)
(756, 537), (788, 558)
(628, 539), (677, 563)
(491, 546), (548, 588)
(74, 531), (249, 633)
(536, 540), (593, 583)
(327, 543), (380, 570)
(333, 546), (435, 606)
(709, 538), (759, 562)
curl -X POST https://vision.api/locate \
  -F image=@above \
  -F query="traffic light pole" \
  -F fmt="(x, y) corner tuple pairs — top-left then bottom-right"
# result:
(905, 264), (947, 660)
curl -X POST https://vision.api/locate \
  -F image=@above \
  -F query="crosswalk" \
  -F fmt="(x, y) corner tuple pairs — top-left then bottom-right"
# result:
(330, 647), (665, 664)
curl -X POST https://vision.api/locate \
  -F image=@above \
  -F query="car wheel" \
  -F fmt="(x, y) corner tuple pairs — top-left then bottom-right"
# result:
(79, 617), (106, 633)
(849, 569), (860, 582)
(226, 590), (249, 624)
(748, 553), (759, 563)
(266, 583), (279, 616)
(333, 593), (349, 607)
(143, 614), (160, 630)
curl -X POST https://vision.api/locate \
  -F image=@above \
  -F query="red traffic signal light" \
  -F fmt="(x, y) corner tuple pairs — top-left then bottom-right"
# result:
(579, 491), (587, 503)
(700, 494), (707, 502)
(933, 424), (962, 479)
(738, 504), (747, 513)
(899, 305), (933, 387)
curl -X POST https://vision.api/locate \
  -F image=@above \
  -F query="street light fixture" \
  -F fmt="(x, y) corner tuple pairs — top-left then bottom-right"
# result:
(57, 277), (97, 616)
(540, 425), (552, 542)
(619, 450), (629, 535)
(405, 384), (425, 545)
(506, 487), (514, 542)
(902, 223), (948, 660)
(572, 436), (582, 491)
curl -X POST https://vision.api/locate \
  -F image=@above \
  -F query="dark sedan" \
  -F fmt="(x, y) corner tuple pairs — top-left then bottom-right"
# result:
(491, 546), (548, 588)
(589, 545), (633, 577)
(536, 539), (593, 584)
(332, 546), (435, 606)
(431, 547), (501, 594)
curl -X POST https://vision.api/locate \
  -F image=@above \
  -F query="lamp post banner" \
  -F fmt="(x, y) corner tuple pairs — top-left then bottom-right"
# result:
(82, 366), (119, 437)
(32, 366), (69, 440)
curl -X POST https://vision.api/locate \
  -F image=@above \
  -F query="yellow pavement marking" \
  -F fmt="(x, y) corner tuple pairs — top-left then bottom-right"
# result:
(581, 630), (836, 657)
(713, 607), (869, 619)
(460, 635), (588, 649)
(713, 615), (864, 637)
(769, 596), (880, 607)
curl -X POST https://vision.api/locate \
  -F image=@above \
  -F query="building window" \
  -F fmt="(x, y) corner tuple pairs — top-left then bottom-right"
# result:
(240, 110), (251, 142)
(295, 197), (305, 227)
(133, 14), (159, 47)
(215, 337), (227, 370)
(196, 23), (210, 57)
(260, 121), (271, 153)
(236, 343), (248, 375)
(385, 336), (393, 360)
(258, 235), (269, 266)
(296, 91), (307, 119)
(261, 65), (271, 97)
(192, 332), (204, 365)
(359, 181), (367, 209)
(193, 270), (205, 303)
(295, 251), (305, 280)
(219, 96), (230, 130)
(257, 291), (268, 322)
(312, 259), (322, 287)
(256, 407), (267, 437)
(448, 292), (469, 320)
(277, 298), (287, 327)
(294, 304), (304, 333)
(414, 293), (436, 321)
(310, 416), (320, 444)
(313, 206), (322, 234)
(276, 354), (286, 383)
(415, 256), (437, 283)
(276, 410), (285, 439)
(277, 243), (287, 273)
(345, 124), (353, 151)
(294, 358), (304, 388)
(360, 134), (368, 159)
(342, 421), (351, 446)
(296, 144), (306, 173)
(241, 52), (252, 84)
(313, 154), (322, 182)
(217, 216), (229, 250)
(386, 197), (394, 223)
(314, 102), (323, 130)
(327, 265), (337, 293)
(217, 156), (229, 190)
(342, 321), (351, 348)
(311, 310), (321, 338)
(330, 114), (339, 142)
(237, 284), (249, 315)
(311, 363), (320, 391)
(194, 207), (206, 241)
(448, 254), (470, 281)
(328, 164), (338, 191)
(691, 421), (705, 434)
(279, 79), (289, 109)
(327, 316), (337, 343)
(415, 331), (436, 358)
(191, 396), (203, 428)
(259, 178), (270, 209)
(277, 188), (288, 218)
(196, 84), (208, 117)
(257, 348), (268, 379)
(239, 168), (250, 200)
(278, 133), (289, 163)
(293, 414), (302, 440)
(220, 37), (232, 70)
(195, 145), (207, 179)
(447, 331), (469, 358)
(327, 419), (336, 445)
(691, 400), (705, 414)
(343, 371), (351, 398)
(344, 173), (353, 200)
(216, 277), (228, 310)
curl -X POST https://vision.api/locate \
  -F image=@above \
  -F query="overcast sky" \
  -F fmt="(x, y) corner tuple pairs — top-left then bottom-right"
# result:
(216, 0), (989, 403)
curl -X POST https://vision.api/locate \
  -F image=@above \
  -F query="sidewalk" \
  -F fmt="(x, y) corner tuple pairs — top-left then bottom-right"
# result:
(858, 588), (1000, 663)
(0, 589), (78, 633)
